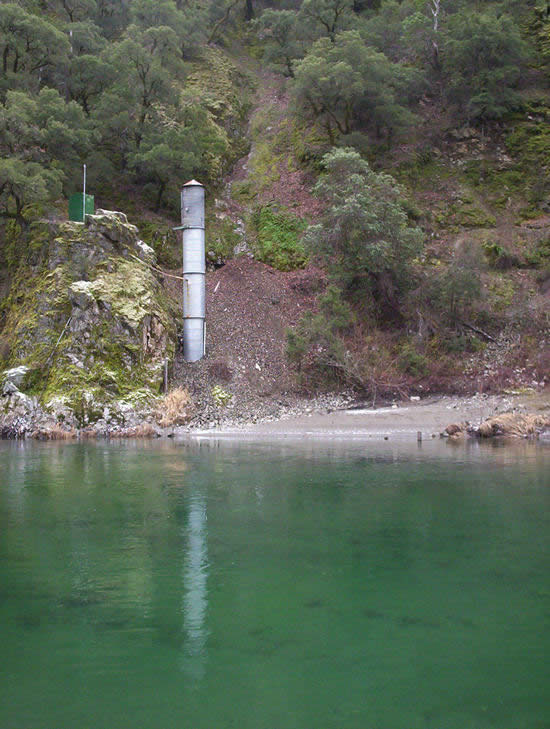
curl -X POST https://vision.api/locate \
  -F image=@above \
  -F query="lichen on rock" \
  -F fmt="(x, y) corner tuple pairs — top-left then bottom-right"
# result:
(0, 210), (177, 437)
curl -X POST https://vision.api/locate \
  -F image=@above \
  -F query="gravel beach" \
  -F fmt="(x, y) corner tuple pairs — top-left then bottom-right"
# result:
(188, 390), (550, 441)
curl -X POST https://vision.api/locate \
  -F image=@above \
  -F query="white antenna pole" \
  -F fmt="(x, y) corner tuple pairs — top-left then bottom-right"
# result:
(82, 164), (86, 222)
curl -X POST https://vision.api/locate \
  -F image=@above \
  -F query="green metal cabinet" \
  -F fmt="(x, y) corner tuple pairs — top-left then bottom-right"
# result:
(69, 193), (94, 222)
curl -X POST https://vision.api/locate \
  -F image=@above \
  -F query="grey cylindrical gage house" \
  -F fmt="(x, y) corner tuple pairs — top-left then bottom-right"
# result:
(181, 180), (205, 362)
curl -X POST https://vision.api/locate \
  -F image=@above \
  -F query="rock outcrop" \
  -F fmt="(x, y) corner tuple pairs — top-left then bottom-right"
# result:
(474, 412), (550, 438)
(443, 411), (550, 439)
(0, 210), (177, 437)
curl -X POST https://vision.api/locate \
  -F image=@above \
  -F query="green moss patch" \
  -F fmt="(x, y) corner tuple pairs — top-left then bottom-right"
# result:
(251, 206), (308, 271)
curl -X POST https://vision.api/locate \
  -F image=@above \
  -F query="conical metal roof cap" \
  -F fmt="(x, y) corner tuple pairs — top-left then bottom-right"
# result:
(183, 179), (203, 187)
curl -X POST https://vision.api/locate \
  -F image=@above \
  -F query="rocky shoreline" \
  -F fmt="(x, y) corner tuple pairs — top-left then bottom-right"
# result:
(0, 375), (353, 439)
(2, 383), (549, 442)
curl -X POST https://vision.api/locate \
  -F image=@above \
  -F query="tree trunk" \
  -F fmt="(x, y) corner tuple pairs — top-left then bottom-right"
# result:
(285, 56), (294, 78)
(155, 181), (165, 212)
(244, 0), (254, 21)
(326, 119), (335, 145)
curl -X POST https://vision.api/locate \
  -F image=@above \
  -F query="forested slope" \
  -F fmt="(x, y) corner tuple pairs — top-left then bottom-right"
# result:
(0, 0), (549, 422)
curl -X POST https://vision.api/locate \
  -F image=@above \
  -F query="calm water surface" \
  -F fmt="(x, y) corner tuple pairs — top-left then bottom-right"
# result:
(0, 438), (549, 729)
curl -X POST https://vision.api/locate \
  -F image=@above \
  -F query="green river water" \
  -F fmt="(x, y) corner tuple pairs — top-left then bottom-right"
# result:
(0, 438), (549, 729)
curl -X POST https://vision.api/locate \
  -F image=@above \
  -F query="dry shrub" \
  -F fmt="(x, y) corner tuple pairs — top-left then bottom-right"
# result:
(444, 421), (469, 438)
(535, 346), (550, 381)
(478, 413), (550, 438)
(31, 426), (77, 440)
(208, 360), (233, 383)
(288, 266), (327, 295)
(155, 387), (194, 427)
(119, 423), (158, 438)
(480, 366), (516, 394)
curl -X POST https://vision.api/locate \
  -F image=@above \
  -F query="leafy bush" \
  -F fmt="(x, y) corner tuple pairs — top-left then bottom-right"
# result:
(286, 285), (407, 399)
(526, 238), (550, 266)
(482, 241), (521, 270)
(421, 244), (484, 325)
(211, 385), (232, 406)
(304, 147), (423, 318)
(487, 276), (516, 312)
(286, 285), (356, 384)
(397, 343), (428, 377)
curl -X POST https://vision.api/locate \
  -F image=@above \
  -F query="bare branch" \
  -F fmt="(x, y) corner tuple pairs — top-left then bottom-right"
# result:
(430, 0), (441, 33)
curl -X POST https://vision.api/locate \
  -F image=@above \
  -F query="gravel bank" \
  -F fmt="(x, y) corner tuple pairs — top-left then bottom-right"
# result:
(182, 390), (550, 441)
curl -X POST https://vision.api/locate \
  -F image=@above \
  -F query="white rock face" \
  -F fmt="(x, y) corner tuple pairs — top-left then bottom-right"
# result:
(1, 366), (29, 388)
(93, 209), (128, 223)
(3, 380), (19, 395)
(136, 240), (156, 264)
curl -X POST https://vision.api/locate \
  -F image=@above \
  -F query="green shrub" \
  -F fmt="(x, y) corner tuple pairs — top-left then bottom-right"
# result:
(304, 148), (423, 318)
(441, 334), (479, 354)
(0, 334), (11, 366)
(286, 287), (403, 399)
(398, 343), (428, 377)
(487, 277), (516, 311)
(206, 215), (240, 265)
(536, 263), (550, 285)
(526, 237), (550, 266)
(422, 245), (483, 325)
(252, 206), (308, 271)
(132, 218), (179, 268)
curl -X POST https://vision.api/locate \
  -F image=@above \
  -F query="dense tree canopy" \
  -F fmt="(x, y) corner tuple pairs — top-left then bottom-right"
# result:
(258, 0), (531, 139)
(441, 8), (528, 121)
(292, 31), (421, 144)
(0, 0), (538, 228)
(0, 87), (90, 222)
(0, 0), (241, 221)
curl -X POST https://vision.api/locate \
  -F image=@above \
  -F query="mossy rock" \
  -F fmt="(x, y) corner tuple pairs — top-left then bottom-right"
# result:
(206, 211), (241, 264)
(447, 202), (497, 229)
(0, 210), (176, 425)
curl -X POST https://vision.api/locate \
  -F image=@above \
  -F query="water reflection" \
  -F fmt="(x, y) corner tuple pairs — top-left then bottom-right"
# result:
(0, 439), (549, 729)
(181, 492), (209, 680)
(183, 432), (550, 466)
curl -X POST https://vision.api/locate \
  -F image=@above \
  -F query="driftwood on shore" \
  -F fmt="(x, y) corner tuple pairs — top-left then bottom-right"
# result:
(444, 412), (550, 439)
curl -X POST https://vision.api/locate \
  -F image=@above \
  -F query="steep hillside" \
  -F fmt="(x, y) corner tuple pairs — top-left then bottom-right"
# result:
(0, 0), (549, 436)
(175, 44), (549, 405)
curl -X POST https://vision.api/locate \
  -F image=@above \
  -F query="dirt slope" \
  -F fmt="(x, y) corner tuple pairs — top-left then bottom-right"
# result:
(165, 259), (344, 427)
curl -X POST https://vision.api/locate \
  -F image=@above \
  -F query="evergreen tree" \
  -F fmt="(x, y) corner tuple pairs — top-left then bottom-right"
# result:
(292, 31), (421, 144)
(0, 4), (70, 94)
(299, 0), (354, 42)
(304, 147), (423, 316)
(441, 8), (527, 122)
(255, 9), (304, 77)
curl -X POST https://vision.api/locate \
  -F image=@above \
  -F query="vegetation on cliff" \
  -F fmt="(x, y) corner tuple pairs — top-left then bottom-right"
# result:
(1, 211), (176, 434)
